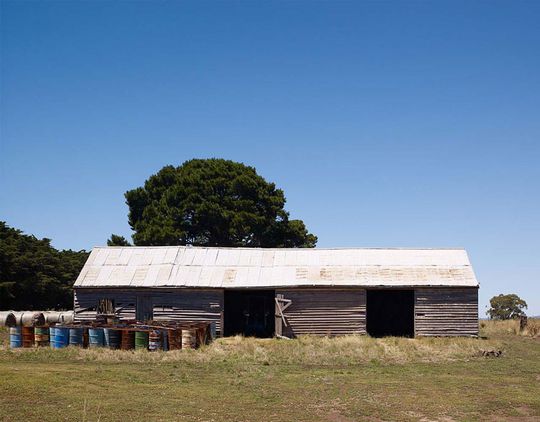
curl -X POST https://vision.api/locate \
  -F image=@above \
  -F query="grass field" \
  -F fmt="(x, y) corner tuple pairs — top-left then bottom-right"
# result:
(0, 320), (538, 421)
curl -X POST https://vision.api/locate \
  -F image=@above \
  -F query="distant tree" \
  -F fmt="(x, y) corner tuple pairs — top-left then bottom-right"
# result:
(125, 158), (317, 247)
(0, 222), (89, 310)
(107, 234), (131, 246)
(487, 294), (528, 320)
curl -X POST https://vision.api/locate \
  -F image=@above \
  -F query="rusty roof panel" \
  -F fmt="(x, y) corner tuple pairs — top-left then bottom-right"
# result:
(74, 246), (479, 288)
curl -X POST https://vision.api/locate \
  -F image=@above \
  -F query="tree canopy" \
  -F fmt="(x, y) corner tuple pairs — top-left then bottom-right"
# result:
(487, 293), (528, 320)
(0, 222), (89, 310)
(107, 234), (131, 246)
(125, 159), (317, 247)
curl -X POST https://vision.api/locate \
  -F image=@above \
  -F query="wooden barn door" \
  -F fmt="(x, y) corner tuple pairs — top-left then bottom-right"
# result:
(136, 296), (153, 322)
(275, 294), (292, 338)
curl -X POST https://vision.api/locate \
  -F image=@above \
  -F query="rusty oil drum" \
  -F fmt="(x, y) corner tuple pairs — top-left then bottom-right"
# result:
(167, 329), (182, 350)
(121, 330), (135, 350)
(181, 328), (196, 349)
(34, 327), (50, 347)
(22, 326), (35, 348)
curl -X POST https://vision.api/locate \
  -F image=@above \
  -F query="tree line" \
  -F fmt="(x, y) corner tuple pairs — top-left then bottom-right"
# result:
(0, 158), (530, 315)
(0, 222), (88, 310)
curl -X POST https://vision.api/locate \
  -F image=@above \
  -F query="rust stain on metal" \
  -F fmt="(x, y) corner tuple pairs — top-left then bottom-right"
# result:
(223, 269), (237, 283)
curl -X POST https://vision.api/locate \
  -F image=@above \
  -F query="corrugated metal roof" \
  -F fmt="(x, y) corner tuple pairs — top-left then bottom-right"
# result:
(74, 246), (479, 288)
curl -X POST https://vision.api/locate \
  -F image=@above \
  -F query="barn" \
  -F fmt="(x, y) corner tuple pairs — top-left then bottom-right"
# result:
(73, 246), (479, 337)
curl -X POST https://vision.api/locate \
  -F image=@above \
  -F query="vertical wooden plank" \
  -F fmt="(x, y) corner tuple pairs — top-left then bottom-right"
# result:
(413, 289), (417, 337)
(136, 296), (153, 321)
(274, 293), (283, 337)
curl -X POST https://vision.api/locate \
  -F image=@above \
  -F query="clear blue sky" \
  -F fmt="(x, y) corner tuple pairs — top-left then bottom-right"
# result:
(1, 1), (539, 316)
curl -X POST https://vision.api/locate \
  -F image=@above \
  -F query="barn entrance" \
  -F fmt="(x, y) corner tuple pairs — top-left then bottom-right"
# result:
(223, 290), (275, 338)
(366, 289), (414, 337)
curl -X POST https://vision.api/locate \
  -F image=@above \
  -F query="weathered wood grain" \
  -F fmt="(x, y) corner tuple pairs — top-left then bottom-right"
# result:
(75, 287), (479, 338)
(414, 288), (478, 337)
(74, 288), (224, 334)
(276, 289), (366, 337)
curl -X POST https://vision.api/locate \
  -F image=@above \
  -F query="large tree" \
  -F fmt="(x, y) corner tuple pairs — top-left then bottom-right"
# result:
(487, 294), (528, 320)
(0, 222), (89, 310)
(125, 159), (317, 247)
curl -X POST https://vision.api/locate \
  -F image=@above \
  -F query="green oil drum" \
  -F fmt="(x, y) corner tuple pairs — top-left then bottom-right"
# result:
(135, 331), (149, 351)
(34, 327), (50, 347)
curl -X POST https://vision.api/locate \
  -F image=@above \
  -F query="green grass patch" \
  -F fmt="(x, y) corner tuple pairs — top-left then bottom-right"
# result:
(0, 321), (538, 421)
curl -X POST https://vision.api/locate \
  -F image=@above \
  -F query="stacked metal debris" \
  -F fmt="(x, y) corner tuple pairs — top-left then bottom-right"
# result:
(1, 311), (74, 327)
(7, 319), (215, 351)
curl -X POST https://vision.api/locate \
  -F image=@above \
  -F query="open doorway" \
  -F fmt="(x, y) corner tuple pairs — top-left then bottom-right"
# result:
(224, 290), (275, 337)
(366, 289), (414, 337)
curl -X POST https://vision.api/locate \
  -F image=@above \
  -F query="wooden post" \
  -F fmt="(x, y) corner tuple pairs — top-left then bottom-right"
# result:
(520, 315), (528, 332)
(275, 294), (283, 337)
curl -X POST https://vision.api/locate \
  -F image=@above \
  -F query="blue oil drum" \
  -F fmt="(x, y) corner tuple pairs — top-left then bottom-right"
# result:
(69, 328), (84, 346)
(49, 327), (56, 348)
(88, 328), (104, 347)
(51, 327), (69, 349)
(9, 326), (22, 348)
(104, 329), (121, 349)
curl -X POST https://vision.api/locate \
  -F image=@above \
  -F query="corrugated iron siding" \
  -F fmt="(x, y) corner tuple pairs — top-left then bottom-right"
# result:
(414, 288), (478, 337)
(277, 289), (366, 337)
(74, 288), (224, 334)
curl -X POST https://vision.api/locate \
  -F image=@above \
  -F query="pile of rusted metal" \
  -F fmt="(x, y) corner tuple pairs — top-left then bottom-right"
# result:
(3, 313), (215, 351)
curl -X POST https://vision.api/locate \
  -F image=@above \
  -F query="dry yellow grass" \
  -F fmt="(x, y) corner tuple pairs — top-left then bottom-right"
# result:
(2, 319), (537, 366)
(480, 318), (540, 338)
(0, 320), (539, 421)
(1, 331), (503, 366)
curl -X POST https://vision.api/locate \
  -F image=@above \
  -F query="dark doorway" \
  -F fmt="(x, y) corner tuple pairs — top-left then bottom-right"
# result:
(136, 296), (153, 322)
(366, 290), (414, 337)
(224, 290), (275, 337)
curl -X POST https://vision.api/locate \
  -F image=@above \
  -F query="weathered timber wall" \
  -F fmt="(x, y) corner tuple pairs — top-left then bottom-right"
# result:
(414, 288), (478, 337)
(74, 289), (137, 321)
(276, 288), (366, 337)
(152, 289), (223, 333)
(74, 287), (479, 338)
(74, 288), (224, 334)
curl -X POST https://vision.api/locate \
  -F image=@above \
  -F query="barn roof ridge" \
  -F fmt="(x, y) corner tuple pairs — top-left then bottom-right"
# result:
(92, 245), (467, 251)
(74, 245), (479, 289)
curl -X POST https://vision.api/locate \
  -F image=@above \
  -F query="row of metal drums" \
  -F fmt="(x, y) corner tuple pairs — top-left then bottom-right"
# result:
(9, 326), (199, 351)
